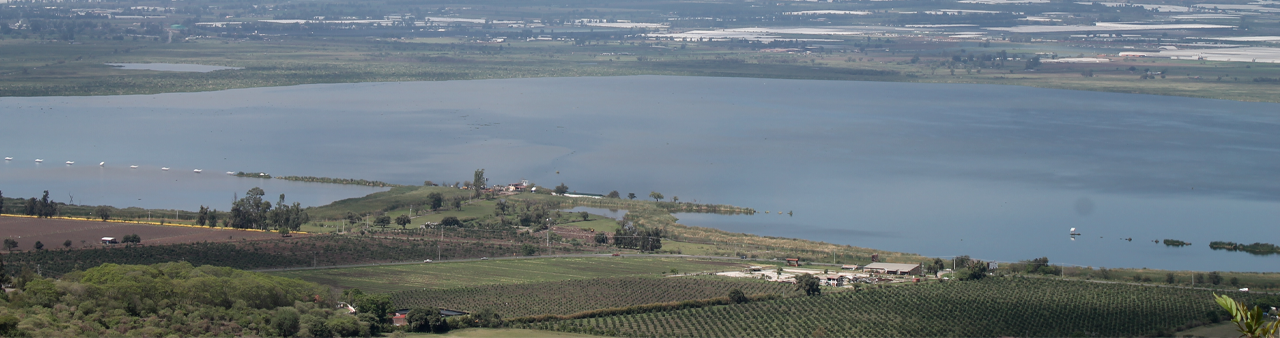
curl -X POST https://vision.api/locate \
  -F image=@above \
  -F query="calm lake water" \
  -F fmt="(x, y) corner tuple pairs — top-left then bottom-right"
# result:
(2, 76), (1277, 271)
(105, 63), (243, 72)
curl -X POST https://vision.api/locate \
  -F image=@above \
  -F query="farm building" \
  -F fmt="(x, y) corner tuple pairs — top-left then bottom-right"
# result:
(863, 262), (923, 275)
(100, 237), (119, 244)
(786, 258), (800, 266)
(841, 264), (860, 270)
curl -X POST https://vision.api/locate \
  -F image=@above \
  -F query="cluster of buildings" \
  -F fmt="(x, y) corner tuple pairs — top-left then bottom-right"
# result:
(718, 261), (926, 287)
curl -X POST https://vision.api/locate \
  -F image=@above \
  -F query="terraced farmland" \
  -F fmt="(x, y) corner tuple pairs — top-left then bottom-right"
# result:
(390, 276), (799, 317)
(530, 278), (1256, 337)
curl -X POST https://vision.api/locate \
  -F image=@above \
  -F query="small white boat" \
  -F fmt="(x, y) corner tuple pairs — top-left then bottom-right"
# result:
(193, 169), (203, 173)
(3, 157), (11, 161)
(161, 167), (170, 171)
(130, 165), (139, 169)
(34, 159), (43, 163)
(226, 171), (235, 175)
(65, 161), (75, 165)
(100, 162), (106, 166)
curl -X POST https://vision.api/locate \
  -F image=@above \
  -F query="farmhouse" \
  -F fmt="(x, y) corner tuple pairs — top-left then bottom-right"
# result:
(100, 237), (119, 244)
(863, 262), (923, 275)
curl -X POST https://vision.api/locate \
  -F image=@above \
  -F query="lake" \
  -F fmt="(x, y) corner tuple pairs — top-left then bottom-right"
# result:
(105, 63), (243, 72)
(2, 75), (1277, 271)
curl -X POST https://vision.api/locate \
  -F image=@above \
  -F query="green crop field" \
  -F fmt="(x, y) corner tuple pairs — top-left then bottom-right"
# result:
(558, 218), (621, 233)
(529, 278), (1261, 337)
(389, 276), (799, 317)
(270, 257), (745, 293)
(1, 234), (551, 278)
(402, 328), (601, 338)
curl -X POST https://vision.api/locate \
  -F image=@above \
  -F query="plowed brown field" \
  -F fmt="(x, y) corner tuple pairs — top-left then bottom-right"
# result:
(0, 216), (294, 251)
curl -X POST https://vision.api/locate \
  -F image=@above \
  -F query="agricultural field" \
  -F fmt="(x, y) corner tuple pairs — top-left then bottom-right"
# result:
(557, 218), (621, 233)
(528, 278), (1258, 337)
(1, 234), (576, 277)
(404, 328), (601, 338)
(270, 257), (745, 293)
(0, 215), (285, 250)
(389, 276), (800, 318)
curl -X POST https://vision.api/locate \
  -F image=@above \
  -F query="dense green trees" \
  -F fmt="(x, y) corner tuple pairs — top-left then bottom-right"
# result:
(268, 194), (310, 231)
(649, 191), (663, 202)
(354, 292), (393, 324)
(473, 169), (487, 198)
(614, 224), (662, 252)
(396, 214), (412, 229)
(728, 288), (749, 304)
(554, 183), (569, 195)
(1022, 257), (1061, 275)
(607, 191), (620, 199)
(272, 307), (302, 336)
(230, 188), (310, 231)
(23, 191), (57, 218)
(1209, 271), (1224, 285)
(0, 262), (366, 337)
(795, 274), (821, 296)
(374, 215), (392, 229)
(959, 259), (989, 281)
(427, 192), (445, 211)
(408, 308), (451, 333)
(230, 187), (271, 229)
(94, 205), (111, 221)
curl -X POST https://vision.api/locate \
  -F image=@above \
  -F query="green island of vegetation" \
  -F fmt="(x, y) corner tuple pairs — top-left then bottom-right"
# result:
(234, 171), (272, 179)
(1163, 239), (1192, 247)
(1210, 241), (1280, 256)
